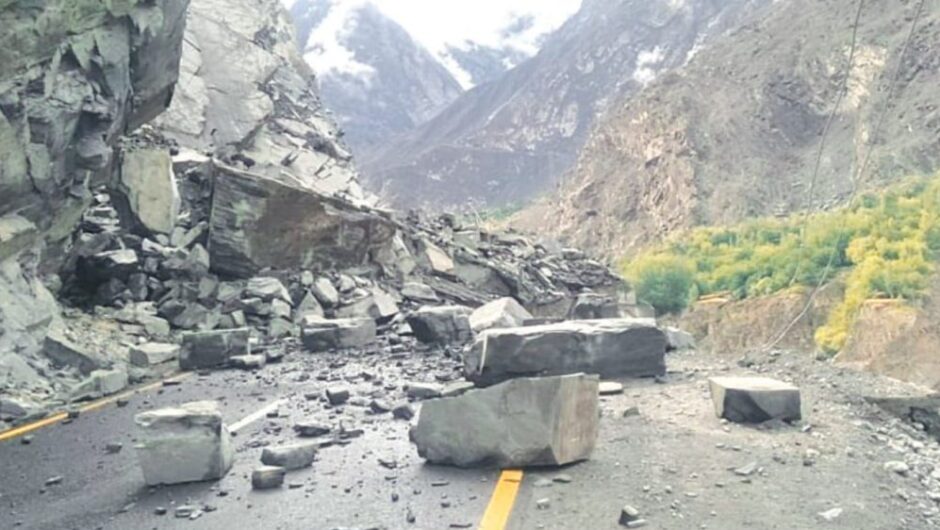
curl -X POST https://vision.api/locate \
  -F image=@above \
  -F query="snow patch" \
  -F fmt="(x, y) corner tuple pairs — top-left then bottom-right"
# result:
(633, 47), (665, 86)
(303, 0), (376, 78)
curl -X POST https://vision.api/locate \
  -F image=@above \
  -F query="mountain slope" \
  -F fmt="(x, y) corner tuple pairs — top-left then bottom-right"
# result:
(362, 0), (771, 210)
(517, 0), (940, 258)
(289, 0), (464, 153)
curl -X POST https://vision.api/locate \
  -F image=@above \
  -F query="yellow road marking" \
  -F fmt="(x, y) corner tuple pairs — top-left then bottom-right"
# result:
(479, 469), (524, 530)
(0, 372), (192, 443)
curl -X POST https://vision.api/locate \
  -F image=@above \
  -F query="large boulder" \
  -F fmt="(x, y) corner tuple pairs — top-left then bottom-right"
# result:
(301, 316), (376, 352)
(568, 292), (622, 319)
(207, 163), (397, 278)
(410, 374), (600, 468)
(708, 377), (802, 423)
(469, 297), (533, 333)
(112, 148), (180, 235)
(134, 401), (234, 486)
(465, 319), (666, 386)
(179, 328), (251, 370)
(407, 306), (473, 345)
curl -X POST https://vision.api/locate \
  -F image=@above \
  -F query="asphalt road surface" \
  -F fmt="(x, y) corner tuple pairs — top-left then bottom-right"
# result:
(2, 348), (940, 530)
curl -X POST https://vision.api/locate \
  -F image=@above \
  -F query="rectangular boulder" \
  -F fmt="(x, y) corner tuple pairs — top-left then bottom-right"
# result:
(134, 401), (234, 486)
(207, 164), (397, 278)
(410, 373), (599, 468)
(708, 376), (801, 423)
(465, 319), (666, 386)
(407, 305), (473, 344)
(469, 297), (532, 333)
(129, 342), (180, 367)
(179, 328), (250, 370)
(301, 315), (376, 352)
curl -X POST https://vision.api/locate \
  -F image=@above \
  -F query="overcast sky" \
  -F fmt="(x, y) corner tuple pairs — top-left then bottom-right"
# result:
(370, 0), (582, 54)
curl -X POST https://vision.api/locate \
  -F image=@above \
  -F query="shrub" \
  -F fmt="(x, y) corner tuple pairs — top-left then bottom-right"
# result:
(625, 254), (695, 315)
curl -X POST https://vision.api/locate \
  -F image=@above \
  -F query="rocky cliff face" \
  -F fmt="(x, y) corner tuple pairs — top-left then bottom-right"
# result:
(289, 0), (464, 154)
(0, 0), (189, 416)
(362, 0), (769, 210)
(153, 0), (362, 200)
(518, 0), (940, 258)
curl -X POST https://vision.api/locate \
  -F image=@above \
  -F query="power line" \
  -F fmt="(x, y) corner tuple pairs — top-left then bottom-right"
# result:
(785, 0), (866, 290)
(761, 0), (928, 352)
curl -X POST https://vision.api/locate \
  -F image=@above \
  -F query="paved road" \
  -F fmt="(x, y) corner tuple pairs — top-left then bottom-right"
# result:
(3, 348), (938, 530)
(0, 349), (495, 530)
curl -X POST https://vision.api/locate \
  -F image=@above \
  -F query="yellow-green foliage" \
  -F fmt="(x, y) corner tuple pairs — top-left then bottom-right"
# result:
(626, 254), (695, 315)
(625, 177), (940, 353)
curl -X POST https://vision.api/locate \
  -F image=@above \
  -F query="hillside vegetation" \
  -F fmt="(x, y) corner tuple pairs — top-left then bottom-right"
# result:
(625, 176), (940, 353)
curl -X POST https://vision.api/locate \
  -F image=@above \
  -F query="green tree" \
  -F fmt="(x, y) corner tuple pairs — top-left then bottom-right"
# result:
(625, 255), (695, 315)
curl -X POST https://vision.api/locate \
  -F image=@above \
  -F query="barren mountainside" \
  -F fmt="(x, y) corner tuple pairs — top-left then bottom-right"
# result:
(517, 0), (940, 258)
(362, 0), (772, 210)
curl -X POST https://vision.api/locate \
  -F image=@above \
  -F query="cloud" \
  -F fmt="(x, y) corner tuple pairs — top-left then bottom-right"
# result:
(371, 0), (582, 56)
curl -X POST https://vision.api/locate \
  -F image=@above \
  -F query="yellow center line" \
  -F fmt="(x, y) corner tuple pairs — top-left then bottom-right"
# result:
(479, 469), (524, 530)
(0, 372), (192, 443)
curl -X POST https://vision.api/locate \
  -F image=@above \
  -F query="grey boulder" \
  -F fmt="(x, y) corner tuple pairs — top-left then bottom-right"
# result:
(469, 297), (533, 333)
(251, 465), (286, 490)
(179, 328), (251, 370)
(708, 376), (801, 423)
(261, 442), (318, 470)
(465, 319), (666, 386)
(301, 316), (376, 352)
(129, 342), (180, 367)
(134, 401), (234, 486)
(410, 373), (599, 468)
(407, 306), (473, 344)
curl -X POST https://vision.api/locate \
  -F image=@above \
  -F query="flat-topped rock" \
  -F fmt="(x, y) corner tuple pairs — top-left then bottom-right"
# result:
(469, 297), (533, 333)
(410, 373), (599, 468)
(129, 342), (180, 367)
(134, 401), (234, 486)
(708, 376), (801, 423)
(301, 316), (376, 352)
(179, 328), (250, 370)
(465, 319), (666, 386)
(407, 305), (473, 345)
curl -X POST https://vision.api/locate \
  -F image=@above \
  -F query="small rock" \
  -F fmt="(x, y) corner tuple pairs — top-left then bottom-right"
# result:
(599, 381), (624, 395)
(885, 461), (910, 476)
(619, 504), (641, 526)
(818, 507), (843, 521)
(251, 466), (286, 490)
(536, 498), (551, 510)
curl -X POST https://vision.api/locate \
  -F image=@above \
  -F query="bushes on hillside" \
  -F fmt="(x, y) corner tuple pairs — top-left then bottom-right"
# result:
(625, 254), (695, 315)
(627, 176), (940, 353)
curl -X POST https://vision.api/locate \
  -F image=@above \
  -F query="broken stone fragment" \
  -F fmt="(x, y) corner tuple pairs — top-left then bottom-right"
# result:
(71, 368), (129, 401)
(113, 148), (180, 235)
(406, 382), (443, 400)
(245, 277), (292, 304)
(708, 376), (801, 423)
(407, 306), (473, 345)
(664, 327), (696, 351)
(326, 386), (351, 405)
(294, 422), (332, 438)
(179, 328), (251, 370)
(401, 282), (439, 302)
(260, 442), (318, 470)
(410, 373), (599, 468)
(420, 240), (455, 276)
(301, 316), (376, 352)
(335, 287), (399, 323)
(134, 401), (234, 486)
(599, 381), (624, 395)
(43, 326), (102, 375)
(251, 465), (286, 489)
(465, 319), (666, 386)
(229, 354), (266, 370)
(129, 342), (180, 367)
(568, 292), (622, 319)
(311, 277), (340, 307)
(469, 297), (533, 333)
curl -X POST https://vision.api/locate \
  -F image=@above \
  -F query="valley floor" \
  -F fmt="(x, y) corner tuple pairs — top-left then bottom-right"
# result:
(2, 346), (938, 530)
